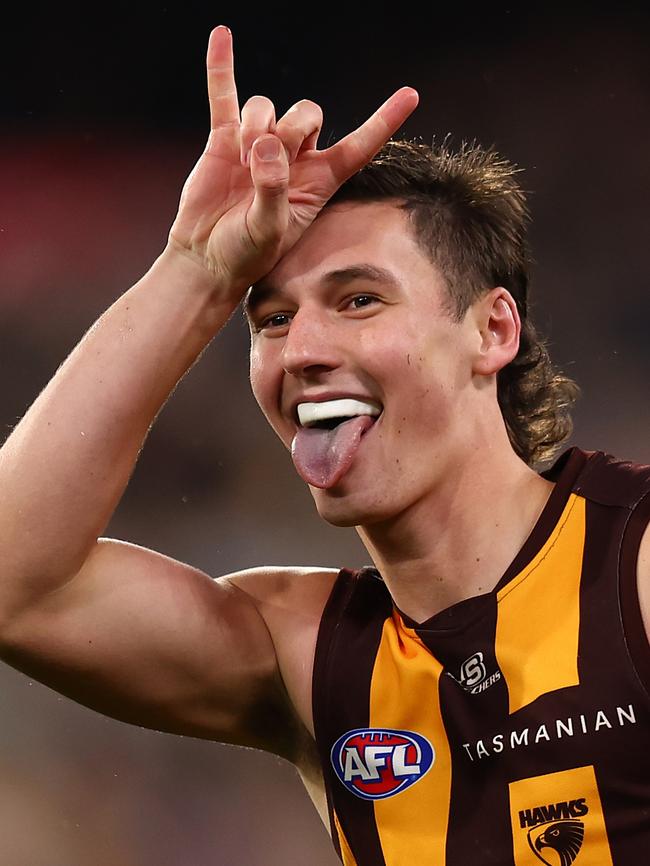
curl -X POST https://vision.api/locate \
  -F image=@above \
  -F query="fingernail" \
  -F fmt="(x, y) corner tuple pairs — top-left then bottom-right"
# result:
(255, 137), (281, 161)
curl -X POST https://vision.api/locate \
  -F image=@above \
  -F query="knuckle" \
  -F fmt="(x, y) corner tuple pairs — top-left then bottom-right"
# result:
(250, 217), (284, 251)
(276, 118), (301, 137)
(260, 174), (290, 196)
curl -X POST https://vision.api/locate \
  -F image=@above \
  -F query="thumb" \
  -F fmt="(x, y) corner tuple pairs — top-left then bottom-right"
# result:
(247, 134), (290, 251)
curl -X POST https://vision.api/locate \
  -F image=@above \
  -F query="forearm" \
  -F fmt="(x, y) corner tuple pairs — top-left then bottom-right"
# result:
(0, 246), (235, 614)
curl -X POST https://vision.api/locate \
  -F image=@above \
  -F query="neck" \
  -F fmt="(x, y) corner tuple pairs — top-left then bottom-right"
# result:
(356, 441), (554, 624)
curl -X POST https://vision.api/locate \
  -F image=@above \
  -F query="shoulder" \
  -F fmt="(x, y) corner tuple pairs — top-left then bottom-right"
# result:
(221, 565), (343, 665)
(222, 565), (343, 741)
(579, 449), (650, 642)
(572, 448), (650, 507)
(222, 565), (342, 620)
(612, 452), (650, 639)
(562, 447), (650, 642)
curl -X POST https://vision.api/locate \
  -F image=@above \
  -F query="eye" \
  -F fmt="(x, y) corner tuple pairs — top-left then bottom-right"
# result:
(259, 312), (292, 331)
(347, 294), (378, 310)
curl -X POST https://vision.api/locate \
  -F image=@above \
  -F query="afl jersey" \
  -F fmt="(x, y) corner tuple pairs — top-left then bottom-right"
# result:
(312, 447), (650, 866)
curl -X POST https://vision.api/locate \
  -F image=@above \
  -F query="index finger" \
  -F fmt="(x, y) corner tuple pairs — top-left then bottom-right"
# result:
(326, 87), (419, 184)
(206, 25), (240, 132)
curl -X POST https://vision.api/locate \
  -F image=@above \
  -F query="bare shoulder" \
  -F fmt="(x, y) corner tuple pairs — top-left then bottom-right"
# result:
(224, 565), (340, 619)
(638, 522), (650, 638)
(224, 566), (340, 738)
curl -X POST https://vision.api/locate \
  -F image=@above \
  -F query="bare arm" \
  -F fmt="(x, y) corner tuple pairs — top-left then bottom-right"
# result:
(0, 27), (417, 754)
(1, 538), (337, 757)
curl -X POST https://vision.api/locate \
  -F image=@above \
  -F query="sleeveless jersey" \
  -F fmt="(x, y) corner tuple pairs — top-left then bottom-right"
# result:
(312, 447), (650, 866)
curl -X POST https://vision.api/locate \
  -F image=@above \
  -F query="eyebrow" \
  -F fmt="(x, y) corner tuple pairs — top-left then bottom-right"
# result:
(243, 264), (400, 320)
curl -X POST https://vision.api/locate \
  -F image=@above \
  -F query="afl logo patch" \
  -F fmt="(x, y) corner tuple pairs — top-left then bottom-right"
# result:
(331, 728), (435, 800)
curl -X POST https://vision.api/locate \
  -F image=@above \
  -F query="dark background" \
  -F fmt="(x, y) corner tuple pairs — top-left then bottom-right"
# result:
(1, 6), (649, 864)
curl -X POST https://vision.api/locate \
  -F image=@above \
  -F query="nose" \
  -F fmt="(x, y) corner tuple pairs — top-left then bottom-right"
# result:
(281, 305), (342, 377)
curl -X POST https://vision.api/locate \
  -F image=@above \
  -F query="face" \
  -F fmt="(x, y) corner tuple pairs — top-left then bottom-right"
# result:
(247, 201), (484, 528)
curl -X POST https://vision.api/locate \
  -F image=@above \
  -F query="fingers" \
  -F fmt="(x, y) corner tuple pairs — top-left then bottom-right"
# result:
(207, 26), (240, 134)
(240, 97), (324, 166)
(247, 135), (290, 250)
(326, 87), (419, 184)
(275, 100), (323, 163)
(240, 96), (276, 165)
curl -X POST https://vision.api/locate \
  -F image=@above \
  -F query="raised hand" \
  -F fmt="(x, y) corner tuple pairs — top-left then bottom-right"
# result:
(168, 26), (418, 303)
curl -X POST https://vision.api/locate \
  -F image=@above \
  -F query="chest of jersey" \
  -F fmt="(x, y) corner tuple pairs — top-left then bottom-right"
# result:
(312, 450), (650, 866)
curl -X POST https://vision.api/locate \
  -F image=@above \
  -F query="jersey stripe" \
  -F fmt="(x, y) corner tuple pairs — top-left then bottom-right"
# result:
(495, 494), (585, 714)
(334, 810), (359, 866)
(369, 611), (451, 865)
(315, 570), (392, 865)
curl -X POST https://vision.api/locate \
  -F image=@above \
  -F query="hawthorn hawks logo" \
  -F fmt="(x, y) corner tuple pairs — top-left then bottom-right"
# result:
(331, 728), (435, 800)
(520, 799), (588, 866)
(528, 820), (585, 866)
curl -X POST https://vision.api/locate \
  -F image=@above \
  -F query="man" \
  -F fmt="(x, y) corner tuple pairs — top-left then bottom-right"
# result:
(0, 24), (649, 866)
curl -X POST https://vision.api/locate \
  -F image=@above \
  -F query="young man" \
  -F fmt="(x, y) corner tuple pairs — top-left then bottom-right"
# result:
(0, 24), (649, 866)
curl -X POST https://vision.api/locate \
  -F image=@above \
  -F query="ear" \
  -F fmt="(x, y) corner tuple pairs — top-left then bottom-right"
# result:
(471, 287), (521, 376)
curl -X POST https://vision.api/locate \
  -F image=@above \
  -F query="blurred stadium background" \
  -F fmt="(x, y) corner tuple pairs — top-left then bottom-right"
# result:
(1, 5), (649, 864)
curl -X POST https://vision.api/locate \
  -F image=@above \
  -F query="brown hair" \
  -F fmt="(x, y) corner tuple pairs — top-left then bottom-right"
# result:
(328, 138), (579, 466)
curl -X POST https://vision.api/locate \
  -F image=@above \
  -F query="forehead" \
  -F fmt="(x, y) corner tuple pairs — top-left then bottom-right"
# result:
(246, 201), (444, 310)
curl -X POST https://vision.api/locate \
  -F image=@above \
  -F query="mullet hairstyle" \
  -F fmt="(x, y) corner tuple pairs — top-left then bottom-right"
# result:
(327, 138), (579, 467)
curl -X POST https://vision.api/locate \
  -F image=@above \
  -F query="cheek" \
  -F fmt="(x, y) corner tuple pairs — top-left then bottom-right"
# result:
(248, 348), (264, 404)
(378, 342), (463, 440)
(249, 345), (295, 448)
(249, 346), (278, 422)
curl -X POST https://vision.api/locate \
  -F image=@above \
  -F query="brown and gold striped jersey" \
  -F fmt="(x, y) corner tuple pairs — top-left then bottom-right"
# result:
(312, 447), (650, 865)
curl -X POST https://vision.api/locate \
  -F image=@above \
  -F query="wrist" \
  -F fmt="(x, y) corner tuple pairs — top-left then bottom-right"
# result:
(156, 242), (226, 294)
(150, 243), (243, 329)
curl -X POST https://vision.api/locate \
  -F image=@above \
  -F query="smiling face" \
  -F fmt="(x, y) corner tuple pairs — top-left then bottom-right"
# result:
(247, 200), (492, 528)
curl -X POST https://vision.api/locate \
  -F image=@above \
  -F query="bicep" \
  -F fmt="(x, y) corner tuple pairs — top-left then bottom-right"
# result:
(0, 539), (294, 752)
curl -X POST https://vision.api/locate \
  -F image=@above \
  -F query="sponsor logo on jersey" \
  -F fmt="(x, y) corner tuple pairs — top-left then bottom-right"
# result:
(519, 799), (588, 865)
(331, 728), (435, 800)
(446, 651), (502, 695)
(462, 702), (636, 762)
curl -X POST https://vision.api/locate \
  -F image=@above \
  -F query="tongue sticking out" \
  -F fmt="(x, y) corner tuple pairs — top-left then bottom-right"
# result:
(291, 415), (375, 488)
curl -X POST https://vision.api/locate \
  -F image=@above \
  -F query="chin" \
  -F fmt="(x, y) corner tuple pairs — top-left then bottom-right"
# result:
(310, 483), (399, 528)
